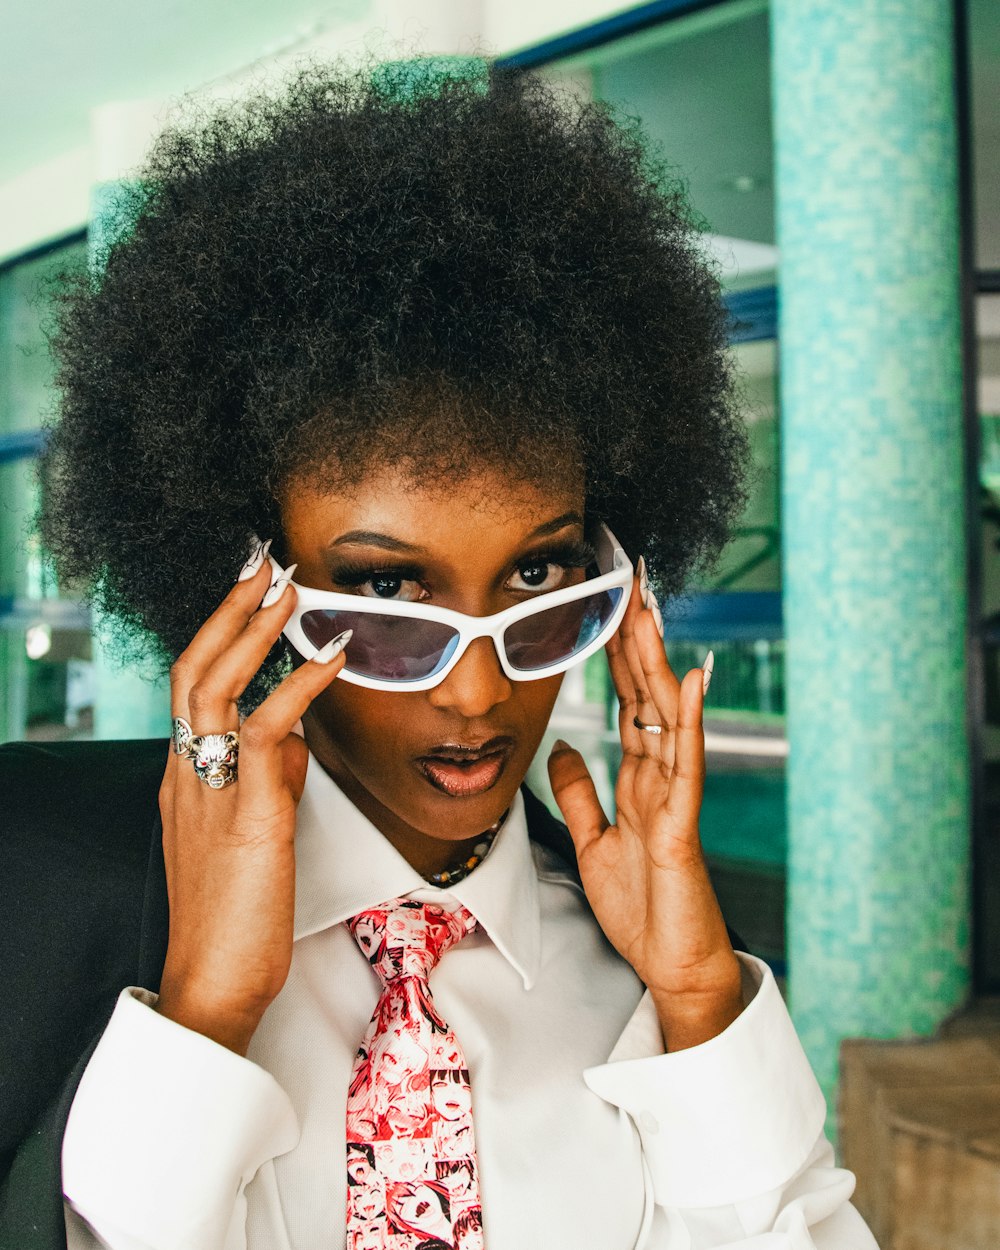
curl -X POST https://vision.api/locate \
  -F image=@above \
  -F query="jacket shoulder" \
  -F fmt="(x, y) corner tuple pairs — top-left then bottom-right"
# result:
(0, 738), (170, 1172)
(0, 737), (168, 853)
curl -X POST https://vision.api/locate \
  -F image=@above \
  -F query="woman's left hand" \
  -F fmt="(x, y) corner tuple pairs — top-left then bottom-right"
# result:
(547, 565), (744, 1051)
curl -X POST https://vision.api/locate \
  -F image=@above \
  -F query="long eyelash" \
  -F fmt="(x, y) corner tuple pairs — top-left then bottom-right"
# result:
(327, 539), (598, 589)
(328, 558), (424, 587)
(518, 539), (598, 572)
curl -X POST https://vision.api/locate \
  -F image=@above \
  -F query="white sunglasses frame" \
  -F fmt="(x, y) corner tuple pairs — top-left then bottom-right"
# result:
(263, 520), (634, 692)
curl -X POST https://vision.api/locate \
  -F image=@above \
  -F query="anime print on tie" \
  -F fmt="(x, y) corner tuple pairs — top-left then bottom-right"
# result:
(346, 898), (486, 1250)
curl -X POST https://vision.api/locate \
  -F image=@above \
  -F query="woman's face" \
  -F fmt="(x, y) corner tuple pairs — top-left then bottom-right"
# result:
(394, 1182), (448, 1232)
(444, 1161), (474, 1197)
(280, 462), (585, 874)
(431, 1073), (472, 1121)
(347, 1152), (374, 1185)
(370, 1026), (427, 1083)
(350, 1183), (383, 1221)
(351, 915), (380, 960)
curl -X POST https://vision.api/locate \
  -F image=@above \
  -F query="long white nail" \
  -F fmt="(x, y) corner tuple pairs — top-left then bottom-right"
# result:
(261, 563), (297, 607)
(702, 649), (715, 695)
(638, 556), (653, 610)
(311, 628), (353, 664)
(237, 537), (273, 582)
(649, 592), (664, 638)
(636, 555), (664, 637)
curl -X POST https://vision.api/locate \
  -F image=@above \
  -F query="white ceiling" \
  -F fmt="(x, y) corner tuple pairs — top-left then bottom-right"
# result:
(2, 0), (997, 262)
(0, 0), (373, 183)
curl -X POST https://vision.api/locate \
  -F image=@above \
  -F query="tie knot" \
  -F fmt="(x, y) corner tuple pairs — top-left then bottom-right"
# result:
(347, 897), (477, 985)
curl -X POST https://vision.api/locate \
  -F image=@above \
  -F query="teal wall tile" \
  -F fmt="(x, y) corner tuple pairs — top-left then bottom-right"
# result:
(771, 0), (970, 1137)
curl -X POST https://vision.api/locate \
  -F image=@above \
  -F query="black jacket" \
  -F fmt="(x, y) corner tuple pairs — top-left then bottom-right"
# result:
(0, 737), (743, 1250)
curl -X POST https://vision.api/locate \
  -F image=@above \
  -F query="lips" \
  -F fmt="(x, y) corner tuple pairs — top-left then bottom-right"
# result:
(416, 736), (514, 798)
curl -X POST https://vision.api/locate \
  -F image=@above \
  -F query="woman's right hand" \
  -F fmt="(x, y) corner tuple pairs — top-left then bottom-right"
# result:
(155, 543), (349, 1056)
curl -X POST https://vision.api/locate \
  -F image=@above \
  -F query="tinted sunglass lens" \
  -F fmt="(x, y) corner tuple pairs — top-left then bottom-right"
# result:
(300, 610), (460, 681)
(503, 587), (623, 672)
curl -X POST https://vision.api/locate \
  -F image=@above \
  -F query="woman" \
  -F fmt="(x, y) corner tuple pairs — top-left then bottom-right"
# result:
(0, 57), (878, 1250)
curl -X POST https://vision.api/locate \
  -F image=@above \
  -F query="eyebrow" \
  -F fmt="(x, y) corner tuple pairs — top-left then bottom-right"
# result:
(326, 510), (584, 554)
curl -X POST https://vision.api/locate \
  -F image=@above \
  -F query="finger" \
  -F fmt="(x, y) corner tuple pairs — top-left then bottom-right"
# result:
(617, 572), (655, 706)
(238, 637), (351, 807)
(619, 580), (669, 758)
(661, 666), (707, 838)
(183, 575), (301, 729)
(547, 739), (611, 859)
(169, 577), (295, 807)
(169, 552), (279, 712)
(632, 608), (682, 771)
(604, 576), (645, 755)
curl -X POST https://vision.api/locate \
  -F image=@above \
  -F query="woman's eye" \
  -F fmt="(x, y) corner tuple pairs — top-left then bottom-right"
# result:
(508, 561), (564, 593)
(358, 573), (425, 602)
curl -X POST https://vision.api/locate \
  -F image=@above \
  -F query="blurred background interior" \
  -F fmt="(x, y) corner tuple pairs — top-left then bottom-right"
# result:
(2, 2), (998, 1240)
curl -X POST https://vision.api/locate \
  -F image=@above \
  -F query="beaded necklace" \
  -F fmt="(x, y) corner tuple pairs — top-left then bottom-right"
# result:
(424, 809), (509, 887)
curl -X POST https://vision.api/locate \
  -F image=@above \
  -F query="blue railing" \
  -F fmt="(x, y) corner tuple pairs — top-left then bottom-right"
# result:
(663, 590), (782, 641)
(724, 286), (778, 342)
(0, 596), (89, 628)
(0, 428), (47, 464)
(494, 0), (730, 69)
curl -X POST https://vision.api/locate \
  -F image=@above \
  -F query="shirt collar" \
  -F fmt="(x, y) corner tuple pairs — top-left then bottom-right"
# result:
(293, 750), (541, 990)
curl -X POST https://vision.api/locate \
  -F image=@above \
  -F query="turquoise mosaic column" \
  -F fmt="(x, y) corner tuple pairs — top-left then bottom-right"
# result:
(771, 0), (970, 1132)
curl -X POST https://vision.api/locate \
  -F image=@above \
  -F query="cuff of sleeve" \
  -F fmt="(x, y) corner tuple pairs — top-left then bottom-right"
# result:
(582, 953), (827, 1209)
(62, 986), (299, 1249)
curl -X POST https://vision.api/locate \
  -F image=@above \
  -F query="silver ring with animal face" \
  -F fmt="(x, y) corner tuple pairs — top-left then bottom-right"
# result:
(172, 717), (239, 788)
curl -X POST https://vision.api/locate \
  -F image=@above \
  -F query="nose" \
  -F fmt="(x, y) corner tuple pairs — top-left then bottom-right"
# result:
(427, 635), (512, 717)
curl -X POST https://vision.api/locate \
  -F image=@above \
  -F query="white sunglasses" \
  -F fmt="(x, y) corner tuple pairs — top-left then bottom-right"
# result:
(263, 521), (633, 692)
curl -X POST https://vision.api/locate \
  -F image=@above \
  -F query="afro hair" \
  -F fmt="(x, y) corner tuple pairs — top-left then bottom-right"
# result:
(36, 55), (750, 712)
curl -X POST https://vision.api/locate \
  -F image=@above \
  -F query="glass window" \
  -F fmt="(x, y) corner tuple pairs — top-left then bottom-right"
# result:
(530, 2), (786, 970)
(0, 238), (92, 744)
(970, 0), (1000, 273)
(977, 291), (1000, 983)
(969, 0), (1000, 988)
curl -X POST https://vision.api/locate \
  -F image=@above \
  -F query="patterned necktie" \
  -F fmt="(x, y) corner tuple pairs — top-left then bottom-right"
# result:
(345, 898), (485, 1250)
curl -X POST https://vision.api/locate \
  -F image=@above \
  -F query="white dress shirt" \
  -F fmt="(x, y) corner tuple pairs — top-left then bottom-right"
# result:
(62, 750), (879, 1250)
